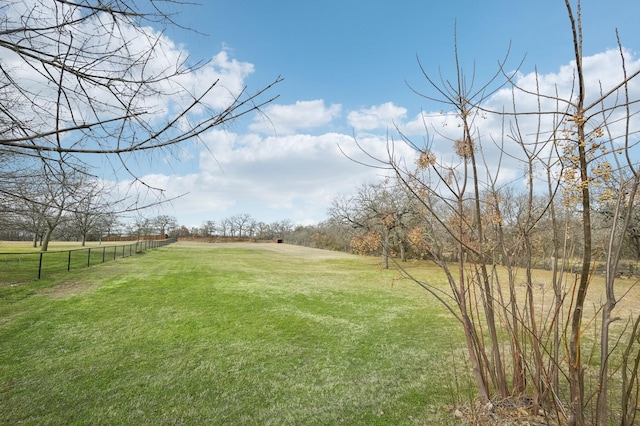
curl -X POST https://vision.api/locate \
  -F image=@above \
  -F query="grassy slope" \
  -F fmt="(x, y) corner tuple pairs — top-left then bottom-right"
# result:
(0, 242), (463, 425)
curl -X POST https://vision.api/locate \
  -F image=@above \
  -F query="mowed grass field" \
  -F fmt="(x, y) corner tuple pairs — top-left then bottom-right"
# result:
(0, 241), (466, 425)
(0, 240), (160, 285)
(0, 241), (125, 252)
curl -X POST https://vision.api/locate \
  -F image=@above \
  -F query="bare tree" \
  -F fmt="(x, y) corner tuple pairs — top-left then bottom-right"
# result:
(329, 181), (416, 268)
(272, 219), (293, 239)
(348, 1), (640, 423)
(219, 218), (231, 237)
(68, 179), (113, 245)
(10, 164), (91, 251)
(133, 215), (153, 239)
(0, 0), (280, 208)
(201, 220), (217, 237)
(229, 213), (254, 238)
(153, 214), (177, 237)
(253, 221), (272, 240)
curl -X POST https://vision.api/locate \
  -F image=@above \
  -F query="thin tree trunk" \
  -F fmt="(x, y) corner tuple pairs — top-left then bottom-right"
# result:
(381, 227), (389, 269)
(546, 158), (562, 400)
(41, 227), (53, 252)
(621, 315), (640, 426)
(457, 245), (490, 403)
(568, 120), (590, 426)
(565, 2), (589, 423)
(467, 124), (508, 398)
(493, 192), (526, 394)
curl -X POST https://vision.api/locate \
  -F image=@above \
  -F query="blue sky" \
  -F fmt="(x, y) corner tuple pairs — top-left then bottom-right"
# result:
(181, 0), (635, 104)
(129, 0), (640, 228)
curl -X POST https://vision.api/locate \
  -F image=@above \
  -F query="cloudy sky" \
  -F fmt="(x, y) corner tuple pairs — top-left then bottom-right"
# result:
(119, 0), (640, 228)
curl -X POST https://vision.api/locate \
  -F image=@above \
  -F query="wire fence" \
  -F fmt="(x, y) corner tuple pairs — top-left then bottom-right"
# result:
(0, 239), (176, 285)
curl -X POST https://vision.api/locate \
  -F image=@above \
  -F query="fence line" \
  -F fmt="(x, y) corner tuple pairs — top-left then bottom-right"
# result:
(1, 239), (176, 284)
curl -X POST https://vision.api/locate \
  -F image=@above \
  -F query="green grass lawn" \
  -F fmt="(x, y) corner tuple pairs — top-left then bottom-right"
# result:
(0, 242), (465, 425)
(0, 241), (169, 285)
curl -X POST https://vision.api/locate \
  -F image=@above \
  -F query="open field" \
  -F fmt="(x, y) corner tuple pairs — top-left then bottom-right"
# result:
(0, 240), (171, 285)
(0, 240), (126, 253)
(3, 241), (639, 424)
(0, 241), (467, 425)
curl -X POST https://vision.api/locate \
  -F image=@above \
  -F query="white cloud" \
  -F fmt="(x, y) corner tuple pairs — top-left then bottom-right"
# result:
(249, 100), (342, 135)
(128, 129), (410, 226)
(178, 51), (255, 111)
(91, 48), (640, 227)
(347, 102), (407, 131)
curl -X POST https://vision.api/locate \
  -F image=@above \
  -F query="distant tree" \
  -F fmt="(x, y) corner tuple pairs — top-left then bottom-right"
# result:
(219, 218), (231, 237)
(178, 226), (191, 238)
(101, 215), (122, 240)
(231, 214), (254, 238)
(133, 216), (154, 240)
(153, 215), (178, 237)
(253, 221), (272, 240)
(202, 220), (217, 237)
(316, 218), (353, 251)
(329, 181), (415, 268)
(272, 219), (294, 239)
(69, 180), (113, 245)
